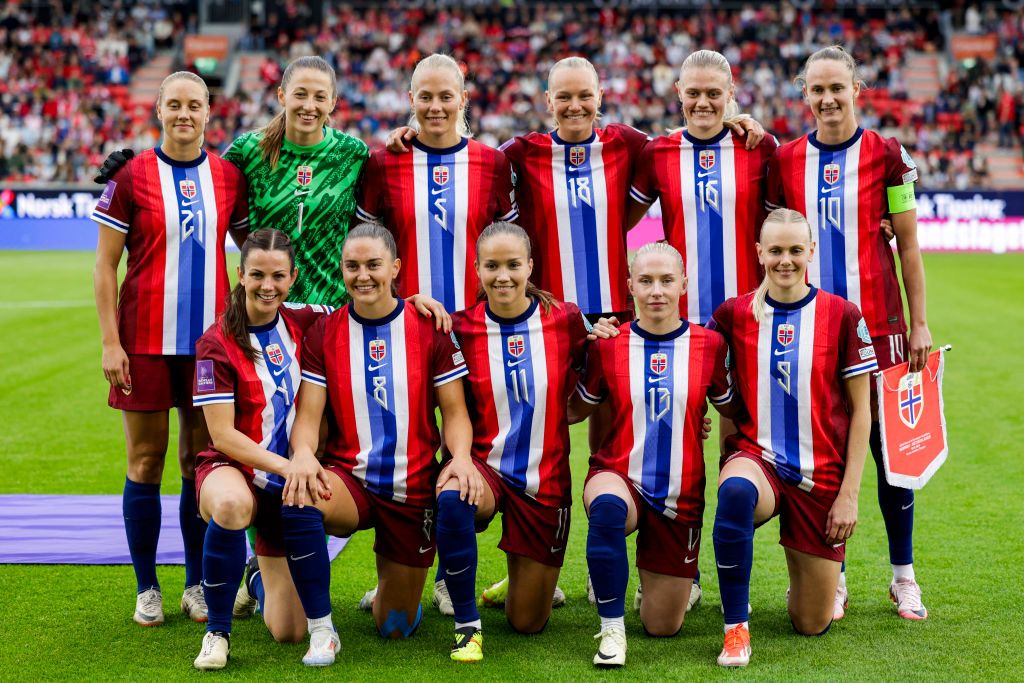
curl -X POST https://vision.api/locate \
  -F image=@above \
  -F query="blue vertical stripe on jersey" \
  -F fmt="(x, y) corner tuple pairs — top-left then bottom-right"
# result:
(363, 323), (398, 497)
(815, 148), (849, 299)
(498, 320), (535, 490)
(562, 143), (603, 313)
(426, 153), (457, 310)
(170, 163), (208, 352)
(254, 323), (297, 476)
(692, 144), (725, 323)
(768, 308), (803, 486)
(640, 338), (675, 510)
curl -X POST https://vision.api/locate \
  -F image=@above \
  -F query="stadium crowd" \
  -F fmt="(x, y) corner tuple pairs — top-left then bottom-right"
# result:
(1, 1), (1022, 189)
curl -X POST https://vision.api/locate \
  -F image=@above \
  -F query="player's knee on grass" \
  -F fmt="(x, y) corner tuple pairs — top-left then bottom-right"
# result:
(642, 619), (682, 638)
(267, 618), (306, 643)
(790, 610), (833, 636)
(507, 605), (550, 634)
(376, 605), (423, 639)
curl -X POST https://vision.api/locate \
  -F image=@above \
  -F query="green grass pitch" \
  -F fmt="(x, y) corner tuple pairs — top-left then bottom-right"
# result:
(0, 251), (1022, 680)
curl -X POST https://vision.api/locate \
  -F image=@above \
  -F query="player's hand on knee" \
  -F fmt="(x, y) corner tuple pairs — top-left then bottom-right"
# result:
(440, 456), (482, 506)
(283, 452), (321, 508)
(825, 493), (858, 545)
(102, 343), (131, 391)
(385, 126), (418, 153)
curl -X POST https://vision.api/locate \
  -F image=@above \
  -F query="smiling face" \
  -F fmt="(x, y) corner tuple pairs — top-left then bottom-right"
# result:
(342, 236), (400, 316)
(546, 65), (602, 142)
(410, 66), (467, 148)
(239, 248), (297, 325)
(628, 251), (686, 327)
(278, 67), (336, 145)
(756, 218), (815, 295)
(676, 65), (733, 139)
(156, 78), (209, 150)
(476, 232), (533, 314)
(803, 58), (860, 136)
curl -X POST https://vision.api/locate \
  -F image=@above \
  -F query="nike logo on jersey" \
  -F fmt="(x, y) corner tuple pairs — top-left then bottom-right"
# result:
(648, 376), (667, 384)
(431, 188), (447, 196)
(550, 546), (563, 554)
(294, 189), (310, 197)
(272, 364), (290, 377)
(507, 358), (528, 368)
(820, 185), (840, 193)
(446, 566), (470, 576)
(773, 348), (794, 356)
(418, 545), (433, 554)
(697, 170), (715, 178)
(181, 199), (198, 207)
(368, 363), (388, 372)
(289, 552), (315, 561)
(684, 556), (697, 564)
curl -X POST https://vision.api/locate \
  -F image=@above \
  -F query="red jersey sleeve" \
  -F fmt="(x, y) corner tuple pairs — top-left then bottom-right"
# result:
(765, 148), (786, 211)
(431, 326), (469, 387)
(498, 136), (525, 170)
(839, 301), (880, 379)
(282, 303), (333, 336)
(564, 302), (591, 373)
(628, 138), (658, 205)
(614, 123), (652, 168)
(883, 136), (919, 189)
(576, 338), (610, 405)
(492, 150), (519, 222)
(707, 298), (736, 341)
(90, 163), (135, 234)
(300, 314), (329, 388)
(193, 332), (237, 406)
(355, 151), (386, 223)
(228, 166), (250, 231)
(706, 330), (735, 406)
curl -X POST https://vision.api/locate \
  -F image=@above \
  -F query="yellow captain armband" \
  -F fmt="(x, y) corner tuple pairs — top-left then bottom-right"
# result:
(886, 182), (917, 213)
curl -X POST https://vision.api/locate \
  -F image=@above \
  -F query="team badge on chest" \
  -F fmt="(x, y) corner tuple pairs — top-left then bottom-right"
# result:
(777, 323), (795, 346)
(699, 149), (716, 170)
(297, 165), (313, 186)
(569, 146), (586, 166)
(898, 373), (923, 428)
(433, 165), (449, 186)
(823, 163), (840, 185)
(650, 352), (668, 375)
(265, 343), (284, 366)
(507, 334), (525, 358)
(178, 179), (197, 199)
(369, 339), (387, 362)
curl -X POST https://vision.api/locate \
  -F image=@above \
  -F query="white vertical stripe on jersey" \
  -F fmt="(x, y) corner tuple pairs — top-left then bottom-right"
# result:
(390, 311), (410, 503)
(590, 138), (613, 313)
(679, 142), (701, 322)
(841, 138), (862, 310)
(348, 317), (372, 483)
(755, 307), (776, 466)
(452, 148), (470, 311)
(412, 148), (432, 303)
(803, 143), (822, 288)
(484, 315), (512, 473)
(796, 299), (816, 490)
(157, 159), (180, 355)
(719, 138), (739, 300)
(550, 143), (576, 304)
(196, 161), (220, 334)
(661, 331), (691, 519)
(626, 333), (647, 486)
(523, 311), (549, 498)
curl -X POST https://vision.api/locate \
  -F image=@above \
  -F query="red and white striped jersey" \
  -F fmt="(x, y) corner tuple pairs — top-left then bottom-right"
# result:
(91, 148), (249, 355)
(500, 124), (649, 315)
(453, 299), (590, 507)
(630, 129), (775, 325)
(301, 300), (468, 505)
(710, 288), (878, 494)
(576, 321), (732, 523)
(766, 128), (918, 336)
(356, 138), (518, 312)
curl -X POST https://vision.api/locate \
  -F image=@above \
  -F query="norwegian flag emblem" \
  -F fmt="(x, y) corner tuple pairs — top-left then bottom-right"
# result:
(433, 165), (449, 186)
(178, 179), (197, 199)
(297, 165), (313, 186)
(823, 163), (840, 185)
(699, 149), (716, 170)
(650, 352), (668, 375)
(777, 323), (795, 346)
(569, 146), (586, 166)
(507, 334), (525, 358)
(898, 374), (924, 429)
(266, 343), (284, 366)
(369, 339), (386, 362)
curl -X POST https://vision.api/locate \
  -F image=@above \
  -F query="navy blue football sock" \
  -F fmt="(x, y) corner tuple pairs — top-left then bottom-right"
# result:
(586, 494), (629, 618)
(871, 421), (914, 565)
(179, 477), (207, 587)
(436, 490), (479, 624)
(281, 505), (331, 620)
(248, 564), (266, 614)
(714, 477), (758, 625)
(202, 521), (246, 634)
(123, 477), (161, 593)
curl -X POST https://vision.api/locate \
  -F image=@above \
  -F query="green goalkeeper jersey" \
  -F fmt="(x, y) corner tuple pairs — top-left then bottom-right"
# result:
(225, 127), (368, 306)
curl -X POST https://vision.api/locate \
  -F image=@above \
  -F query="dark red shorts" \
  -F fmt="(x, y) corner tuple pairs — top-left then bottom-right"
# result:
(466, 458), (571, 568)
(328, 465), (436, 568)
(108, 354), (196, 411)
(194, 450), (286, 557)
(723, 451), (845, 563)
(585, 468), (702, 579)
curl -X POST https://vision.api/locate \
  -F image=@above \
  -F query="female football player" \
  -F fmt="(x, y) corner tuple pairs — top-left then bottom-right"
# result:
(92, 71), (249, 629)
(767, 45), (932, 621)
(709, 208), (874, 667)
(569, 242), (738, 668)
(281, 223), (477, 667)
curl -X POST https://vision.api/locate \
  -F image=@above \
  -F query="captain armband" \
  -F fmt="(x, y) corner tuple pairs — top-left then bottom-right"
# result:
(886, 182), (917, 213)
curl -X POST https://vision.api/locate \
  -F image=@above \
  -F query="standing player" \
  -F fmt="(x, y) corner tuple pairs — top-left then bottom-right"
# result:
(570, 242), (737, 668)
(767, 45), (932, 620)
(190, 229), (329, 670)
(356, 53), (519, 313)
(281, 224), (477, 667)
(708, 208), (873, 667)
(92, 71), (249, 627)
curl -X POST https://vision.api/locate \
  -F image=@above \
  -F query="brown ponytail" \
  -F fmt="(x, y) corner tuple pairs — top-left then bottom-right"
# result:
(258, 56), (338, 168)
(475, 221), (558, 315)
(221, 228), (296, 360)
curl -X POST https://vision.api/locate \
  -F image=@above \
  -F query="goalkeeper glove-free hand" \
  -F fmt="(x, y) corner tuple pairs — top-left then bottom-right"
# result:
(93, 149), (135, 185)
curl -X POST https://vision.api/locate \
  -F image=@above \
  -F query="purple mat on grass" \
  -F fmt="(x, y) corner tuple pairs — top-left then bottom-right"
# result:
(0, 495), (348, 564)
